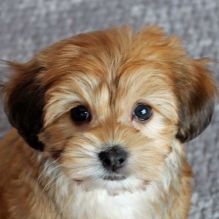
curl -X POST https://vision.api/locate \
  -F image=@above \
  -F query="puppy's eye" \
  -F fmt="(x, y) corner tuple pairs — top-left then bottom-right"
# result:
(70, 105), (91, 124)
(133, 104), (152, 121)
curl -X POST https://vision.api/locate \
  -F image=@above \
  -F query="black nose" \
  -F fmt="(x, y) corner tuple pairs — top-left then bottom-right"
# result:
(98, 146), (128, 172)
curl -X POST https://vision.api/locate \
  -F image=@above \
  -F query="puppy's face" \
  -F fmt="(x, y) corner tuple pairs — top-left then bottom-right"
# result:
(4, 27), (216, 192)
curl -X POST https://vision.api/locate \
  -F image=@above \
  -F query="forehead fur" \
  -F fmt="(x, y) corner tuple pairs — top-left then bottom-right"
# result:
(35, 27), (188, 126)
(38, 26), (188, 82)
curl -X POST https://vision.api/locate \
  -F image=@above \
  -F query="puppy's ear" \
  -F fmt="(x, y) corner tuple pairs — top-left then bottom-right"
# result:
(175, 59), (217, 142)
(3, 60), (47, 151)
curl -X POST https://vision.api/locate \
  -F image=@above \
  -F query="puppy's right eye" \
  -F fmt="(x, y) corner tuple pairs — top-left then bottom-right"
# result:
(70, 105), (91, 124)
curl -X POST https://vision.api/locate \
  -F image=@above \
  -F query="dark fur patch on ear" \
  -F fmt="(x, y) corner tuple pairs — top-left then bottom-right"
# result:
(5, 63), (47, 150)
(176, 88), (215, 142)
(175, 60), (217, 142)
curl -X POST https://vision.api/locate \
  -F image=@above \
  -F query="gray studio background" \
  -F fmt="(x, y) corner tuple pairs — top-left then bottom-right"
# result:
(0, 0), (219, 218)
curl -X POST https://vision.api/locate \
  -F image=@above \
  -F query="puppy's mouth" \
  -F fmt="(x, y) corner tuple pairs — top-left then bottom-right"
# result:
(103, 175), (126, 181)
(73, 175), (126, 183)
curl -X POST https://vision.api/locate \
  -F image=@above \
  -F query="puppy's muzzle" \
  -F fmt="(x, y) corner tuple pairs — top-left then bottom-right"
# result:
(98, 145), (128, 172)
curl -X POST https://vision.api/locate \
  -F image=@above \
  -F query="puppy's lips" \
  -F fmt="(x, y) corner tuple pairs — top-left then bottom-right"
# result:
(71, 175), (126, 183)
(103, 175), (126, 181)
(73, 179), (84, 183)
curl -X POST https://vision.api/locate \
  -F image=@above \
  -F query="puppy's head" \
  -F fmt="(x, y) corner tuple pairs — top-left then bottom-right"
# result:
(4, 27), (217, 192)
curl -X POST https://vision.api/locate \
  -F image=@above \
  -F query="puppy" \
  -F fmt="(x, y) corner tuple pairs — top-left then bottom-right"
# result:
(0, 26), (217, 219)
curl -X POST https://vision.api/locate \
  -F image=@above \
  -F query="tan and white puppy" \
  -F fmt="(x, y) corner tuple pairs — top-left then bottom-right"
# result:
(0, 27), (217, 219)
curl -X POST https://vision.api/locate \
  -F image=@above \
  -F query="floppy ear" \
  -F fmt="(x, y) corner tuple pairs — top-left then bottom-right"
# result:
(3, 60), (47, 151)
(175, 59), (217, 142)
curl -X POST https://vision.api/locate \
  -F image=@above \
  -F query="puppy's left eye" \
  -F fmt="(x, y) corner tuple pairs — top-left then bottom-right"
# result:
(70, 105), (91, 124)
(133, 104), (152, 121)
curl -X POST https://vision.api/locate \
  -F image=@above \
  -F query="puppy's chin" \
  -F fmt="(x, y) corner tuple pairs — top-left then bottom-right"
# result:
(70, 176), (148, 196)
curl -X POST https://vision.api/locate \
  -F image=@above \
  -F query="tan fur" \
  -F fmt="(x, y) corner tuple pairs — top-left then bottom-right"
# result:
(0, 27), (216, 219)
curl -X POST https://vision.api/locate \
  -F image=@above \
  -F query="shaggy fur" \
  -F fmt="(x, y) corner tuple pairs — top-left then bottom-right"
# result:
(0, 27), (217, 219)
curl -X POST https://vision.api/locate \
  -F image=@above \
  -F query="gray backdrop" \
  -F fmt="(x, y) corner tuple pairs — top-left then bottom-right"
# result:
(0, 0), (218, 218)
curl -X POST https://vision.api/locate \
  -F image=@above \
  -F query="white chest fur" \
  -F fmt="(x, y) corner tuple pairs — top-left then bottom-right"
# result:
(66, 187), (150, 219)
